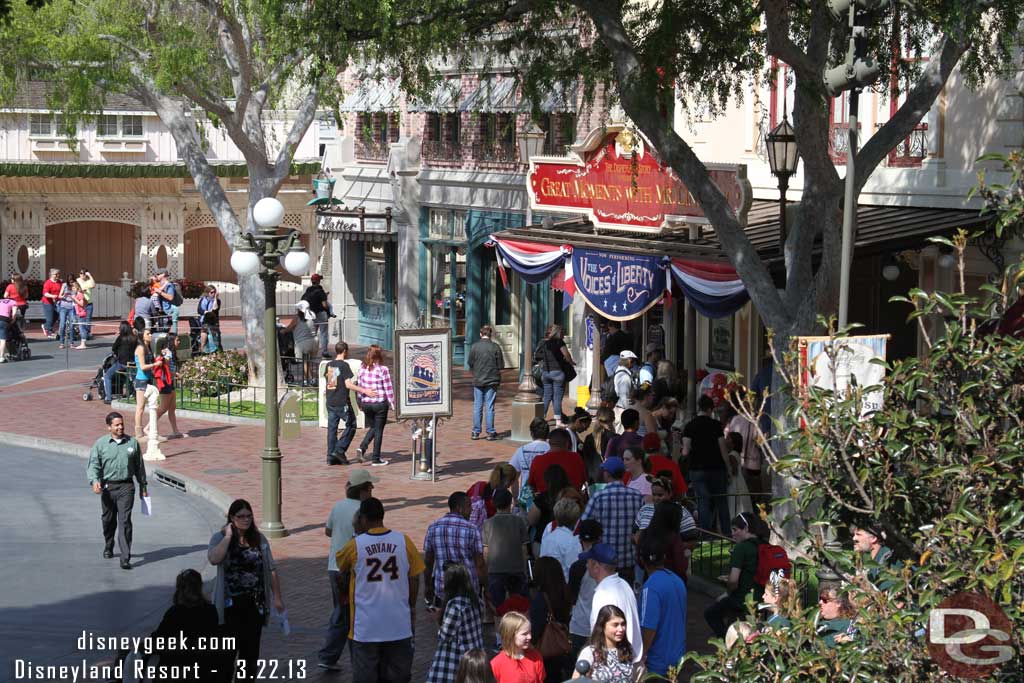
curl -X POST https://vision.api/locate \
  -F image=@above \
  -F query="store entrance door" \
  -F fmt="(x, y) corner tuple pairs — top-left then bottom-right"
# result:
(490, 263), (520, 368)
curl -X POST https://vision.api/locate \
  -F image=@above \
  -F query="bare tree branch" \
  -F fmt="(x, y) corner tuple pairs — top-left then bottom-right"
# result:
(195, 0), (253, 127)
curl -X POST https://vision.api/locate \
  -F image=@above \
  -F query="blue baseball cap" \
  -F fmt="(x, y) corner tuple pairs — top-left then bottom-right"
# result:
(600, 457), (625, 476)
(578, 542), (617, 565)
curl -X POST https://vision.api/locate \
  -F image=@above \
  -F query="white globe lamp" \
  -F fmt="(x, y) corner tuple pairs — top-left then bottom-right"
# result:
(230, 249), (261, 276)
(282, 248), (310, 277)
(253, 197), (285, 229)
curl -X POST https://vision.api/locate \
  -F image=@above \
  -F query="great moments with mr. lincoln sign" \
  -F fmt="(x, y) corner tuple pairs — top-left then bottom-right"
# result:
(527, 125), (751, 232)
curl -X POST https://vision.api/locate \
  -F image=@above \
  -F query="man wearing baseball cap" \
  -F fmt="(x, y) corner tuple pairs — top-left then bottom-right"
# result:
(580, 456), (645, 584)
(581, 542), (643, 663)
(302, 273), (331, 358)
(319, 469), (379, 670)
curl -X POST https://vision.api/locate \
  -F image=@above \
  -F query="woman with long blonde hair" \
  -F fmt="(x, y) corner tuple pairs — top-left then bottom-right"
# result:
(355, 344), (394, 466)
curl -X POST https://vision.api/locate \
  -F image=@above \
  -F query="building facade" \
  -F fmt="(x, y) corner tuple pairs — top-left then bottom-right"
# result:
(0, 82), (330, 316)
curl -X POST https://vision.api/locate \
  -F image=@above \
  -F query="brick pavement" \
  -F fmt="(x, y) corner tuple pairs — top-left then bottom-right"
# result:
(0, 340), (715, 681)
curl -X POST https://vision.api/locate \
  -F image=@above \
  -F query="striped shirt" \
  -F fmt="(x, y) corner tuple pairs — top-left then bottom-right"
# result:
(357, 364), (395, 407)
(633, 503), (697, 535)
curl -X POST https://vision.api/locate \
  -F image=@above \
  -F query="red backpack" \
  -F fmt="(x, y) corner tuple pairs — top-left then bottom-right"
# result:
(754, 542), (791, 587)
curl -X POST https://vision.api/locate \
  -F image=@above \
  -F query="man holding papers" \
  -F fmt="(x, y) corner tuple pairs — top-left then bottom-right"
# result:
(87, 411), (147, 570)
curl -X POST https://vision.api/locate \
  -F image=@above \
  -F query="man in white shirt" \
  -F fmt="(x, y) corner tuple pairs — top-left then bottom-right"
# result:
(318, 469), (378, 671)
(583, 543), (644, 663)
(509, 416), (551, 482)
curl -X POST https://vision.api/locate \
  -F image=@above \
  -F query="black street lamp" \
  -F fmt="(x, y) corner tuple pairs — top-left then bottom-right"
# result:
(765, 117), (799, 253)
(230, 197), (310, 538)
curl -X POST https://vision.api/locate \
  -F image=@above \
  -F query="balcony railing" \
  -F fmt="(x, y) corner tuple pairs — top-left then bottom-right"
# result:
(828, 121), (862, 164)
(472, 141), (518, 163)
(883, 123), (928, 168)
(422, 140), (464, 162)
(355, 138), (389, 161)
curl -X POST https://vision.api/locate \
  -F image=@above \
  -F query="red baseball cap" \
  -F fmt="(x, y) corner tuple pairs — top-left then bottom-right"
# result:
(310, 273), (322, 283)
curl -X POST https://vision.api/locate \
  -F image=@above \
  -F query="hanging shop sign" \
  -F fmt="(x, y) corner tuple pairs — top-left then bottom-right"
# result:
(570, 247), (668, 320)
(528, 124), (751, 233)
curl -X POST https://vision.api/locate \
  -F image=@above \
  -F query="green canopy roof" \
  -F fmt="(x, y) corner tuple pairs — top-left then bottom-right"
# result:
(0, 159), (322, 179)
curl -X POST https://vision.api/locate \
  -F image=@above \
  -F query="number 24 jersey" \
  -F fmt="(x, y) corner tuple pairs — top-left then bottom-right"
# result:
(336, 527), (425, 642)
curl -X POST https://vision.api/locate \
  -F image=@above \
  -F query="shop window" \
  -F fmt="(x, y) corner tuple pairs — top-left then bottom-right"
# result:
(364, 255), (387, 303)
(429, 248), (467, 335)
(423, 113), (462, 161)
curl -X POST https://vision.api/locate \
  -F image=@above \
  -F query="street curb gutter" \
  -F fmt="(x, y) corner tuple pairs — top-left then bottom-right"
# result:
(0, 430), (233, 514)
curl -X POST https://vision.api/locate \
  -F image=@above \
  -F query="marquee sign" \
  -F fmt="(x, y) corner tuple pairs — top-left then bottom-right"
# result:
(528, 125), (750, 233)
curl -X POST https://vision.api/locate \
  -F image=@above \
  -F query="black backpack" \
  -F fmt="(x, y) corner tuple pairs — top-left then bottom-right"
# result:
(170, 283), (183, 307)
(600, 367), (633, 404)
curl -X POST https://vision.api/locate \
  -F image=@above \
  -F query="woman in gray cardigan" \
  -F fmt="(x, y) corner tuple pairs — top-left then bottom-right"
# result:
(207, 499), (285, 680)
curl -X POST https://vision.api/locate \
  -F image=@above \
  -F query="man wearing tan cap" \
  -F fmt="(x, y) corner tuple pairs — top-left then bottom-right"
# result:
(319, 469), (379, 670)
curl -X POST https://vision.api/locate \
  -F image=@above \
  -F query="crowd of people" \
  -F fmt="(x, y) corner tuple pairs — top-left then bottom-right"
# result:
(79, 317), (898, 683)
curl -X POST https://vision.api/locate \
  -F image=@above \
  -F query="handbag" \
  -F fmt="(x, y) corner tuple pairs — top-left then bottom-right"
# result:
(531, 362), (544, 391)
(559, 355), (577, 383)
(537, 594), (571, 658)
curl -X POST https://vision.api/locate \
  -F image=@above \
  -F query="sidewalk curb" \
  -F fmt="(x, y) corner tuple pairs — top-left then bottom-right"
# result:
(0, 430), (233, 515)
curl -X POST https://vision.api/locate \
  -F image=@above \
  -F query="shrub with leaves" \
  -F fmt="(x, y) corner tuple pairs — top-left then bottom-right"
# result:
(174, 278), (206, 298)
(688, 230), (1023, 681)
(177, 349), (248, 396)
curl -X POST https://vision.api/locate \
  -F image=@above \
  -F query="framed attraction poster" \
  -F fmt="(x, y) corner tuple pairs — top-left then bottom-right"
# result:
(394, 328), (453, 419)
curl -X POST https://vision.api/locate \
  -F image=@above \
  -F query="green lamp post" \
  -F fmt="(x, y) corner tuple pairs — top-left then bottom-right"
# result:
(230, 197), (310, 538)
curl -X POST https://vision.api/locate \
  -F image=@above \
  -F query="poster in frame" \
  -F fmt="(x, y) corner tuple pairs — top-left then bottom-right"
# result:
(707, 316), (735, 371)
(394, 328), (453, 419)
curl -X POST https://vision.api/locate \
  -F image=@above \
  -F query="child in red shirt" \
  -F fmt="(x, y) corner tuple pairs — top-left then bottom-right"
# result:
(491, 611), (544, 683)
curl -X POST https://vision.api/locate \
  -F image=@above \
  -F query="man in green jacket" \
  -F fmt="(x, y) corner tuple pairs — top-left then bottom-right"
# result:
(87, 412), (147, 569)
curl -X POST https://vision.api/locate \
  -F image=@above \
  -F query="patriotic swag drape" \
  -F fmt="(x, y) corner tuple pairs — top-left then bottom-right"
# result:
(485, 237), (749, 320)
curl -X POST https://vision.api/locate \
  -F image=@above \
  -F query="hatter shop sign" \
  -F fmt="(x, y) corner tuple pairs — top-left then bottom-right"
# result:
(528, 124), (751, 233)
(572, 247), (667, 321)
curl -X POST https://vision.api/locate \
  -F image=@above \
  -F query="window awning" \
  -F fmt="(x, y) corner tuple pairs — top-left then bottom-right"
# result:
(407, 80), (461, 113)
(538, 83), (577, 113)
(0, 159), (322, 179)
(459, 78), (524, 113)
(339, 80), (401, 113)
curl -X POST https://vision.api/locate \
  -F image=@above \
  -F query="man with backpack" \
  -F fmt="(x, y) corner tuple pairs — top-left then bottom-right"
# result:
(154, 270), (183, 332)
(302, 273), (331, 358)
(599, 350), (639, 428)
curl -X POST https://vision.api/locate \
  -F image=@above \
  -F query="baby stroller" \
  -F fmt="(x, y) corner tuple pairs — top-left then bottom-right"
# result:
(83, 354), (127, 402)
(188, 317), (221, 355)
(5, 317), (30, 361)
(277, 325), (303, 385)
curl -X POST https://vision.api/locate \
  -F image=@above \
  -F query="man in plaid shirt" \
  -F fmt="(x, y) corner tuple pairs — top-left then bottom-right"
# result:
(581, 456), (645, 584)
(423, 492), (486, 607)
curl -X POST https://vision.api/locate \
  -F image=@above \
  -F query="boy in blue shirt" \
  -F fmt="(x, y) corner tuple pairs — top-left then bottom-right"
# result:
(638, 535), (688, 677)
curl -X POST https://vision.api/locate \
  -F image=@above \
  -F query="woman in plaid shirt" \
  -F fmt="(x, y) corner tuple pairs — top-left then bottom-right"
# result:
(356, 345), (395, 466)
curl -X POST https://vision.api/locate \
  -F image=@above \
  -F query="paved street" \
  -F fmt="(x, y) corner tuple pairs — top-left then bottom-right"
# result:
(0, 321), (715, 681)
(0, 445), (225, 682)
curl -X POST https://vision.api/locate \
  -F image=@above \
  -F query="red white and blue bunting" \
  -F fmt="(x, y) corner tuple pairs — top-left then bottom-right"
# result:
(486, 237), (748, 321)
(669, 258), (749, 319)
(486, 237), (570, 285)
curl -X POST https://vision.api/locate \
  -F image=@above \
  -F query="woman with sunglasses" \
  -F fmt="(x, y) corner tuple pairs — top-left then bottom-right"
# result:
(208, 499), (286, 680)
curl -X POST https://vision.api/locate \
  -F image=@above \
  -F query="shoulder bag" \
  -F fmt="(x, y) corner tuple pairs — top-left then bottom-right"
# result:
(537, 594), (571, 658)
